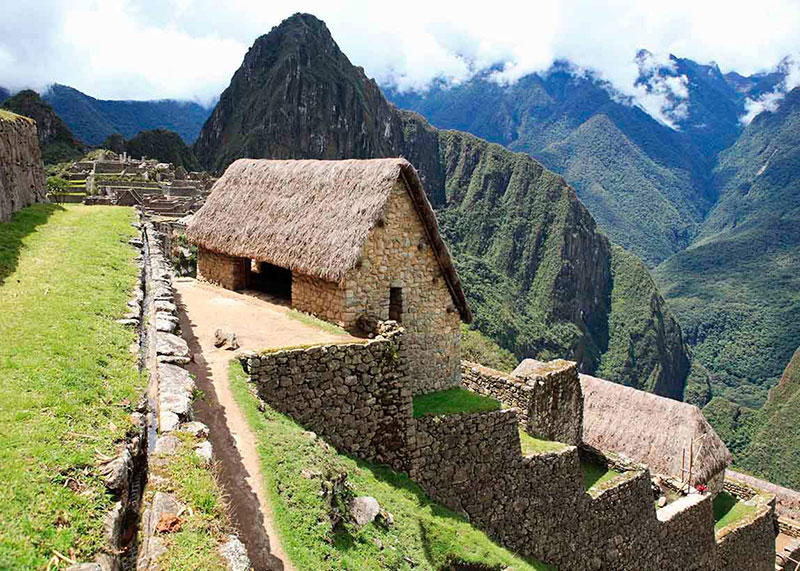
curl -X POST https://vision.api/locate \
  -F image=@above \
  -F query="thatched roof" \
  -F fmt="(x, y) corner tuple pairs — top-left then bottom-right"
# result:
(187, 158), (471, 322)
(578, 373), (732, 484)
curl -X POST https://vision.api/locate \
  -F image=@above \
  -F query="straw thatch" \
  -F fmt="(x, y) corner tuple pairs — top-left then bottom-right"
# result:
(186, 158), (471, 322)
(578, 373), (732, 484)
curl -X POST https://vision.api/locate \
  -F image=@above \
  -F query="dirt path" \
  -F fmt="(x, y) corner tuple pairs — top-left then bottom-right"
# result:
(174, 279), (356, 570)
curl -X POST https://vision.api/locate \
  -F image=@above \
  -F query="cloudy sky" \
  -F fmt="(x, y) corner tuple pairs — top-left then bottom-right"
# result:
(2, 0), (799, 124)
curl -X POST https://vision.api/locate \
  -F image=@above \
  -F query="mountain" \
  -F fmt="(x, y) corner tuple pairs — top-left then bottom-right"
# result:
(386, 63), (714, 267)
(2, 90), (84, 164)
(42, 84), (212, 146)
(194, 13), (691, 398)
(386, 57), (786, 268)
(655, 87), (800, 409)
(107, 129), (201, 171)
(0, 87), (9, 103)
(738, 347), (800, 489)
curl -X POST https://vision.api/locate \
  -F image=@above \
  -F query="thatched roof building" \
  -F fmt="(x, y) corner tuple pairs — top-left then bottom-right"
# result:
(186, 158), (470, 322)
(579, 373), (731, 487)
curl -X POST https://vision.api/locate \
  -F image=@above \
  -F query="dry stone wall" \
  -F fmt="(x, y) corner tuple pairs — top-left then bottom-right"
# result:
(0, 113), (45, 222)
(292, 272), (346, 325)
(197, 246), (247, 291)
(462, 360), (583, 445)
(241, 329), (414, 469)
(242, 337), (776, 571)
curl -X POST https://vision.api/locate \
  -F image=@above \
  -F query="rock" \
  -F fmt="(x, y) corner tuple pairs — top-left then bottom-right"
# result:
(157, 333), (190, 360)
(98, 448), (132, 491)
(301, 468), (322, 479)
(657, 496), (667, 508)
(350, 496), (381, 527)
(156, 318), (177, 334)
(356, 314), (381, 335)
(155, 300), (177, 314)
(65, 564), (101, 571)
(155, 512), (183, 534)
(148, 492), (184, 536)
(225, 332), (239, 350)
(160, 410), (180, 433)
(214, 328), (227, 347)
(377, 509), (394, 527)
(195, 440), (213, 465)
(220, 535), (251, 571)
(180, 421), (209, 438)
(154, 435), (181, 457)
(116, 318), (139, 327)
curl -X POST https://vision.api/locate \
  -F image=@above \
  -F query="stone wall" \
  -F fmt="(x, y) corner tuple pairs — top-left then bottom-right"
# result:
(461, 360), (583, 445)
(341, 180), (462, 393)
(243, 337), (776, 571)
(197, 246), (247, 290)
(241, 330), (413, 469)
(292, 272), (346, 325)
(0, 113), (45, 222)
(715, 502), (776, 571)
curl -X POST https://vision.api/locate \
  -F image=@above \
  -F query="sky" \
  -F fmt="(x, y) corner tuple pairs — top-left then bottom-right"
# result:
(1, 0), (799, 125)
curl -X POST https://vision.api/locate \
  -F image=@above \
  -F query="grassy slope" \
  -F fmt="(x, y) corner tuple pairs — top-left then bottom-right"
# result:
(712, 491), (757, 531)
(461, 324), (518, 373)
(229, 362), (548, 570)
(0, 205), (140, 567)
(737, 347), (800, 489)
(581, 462), (621, 491)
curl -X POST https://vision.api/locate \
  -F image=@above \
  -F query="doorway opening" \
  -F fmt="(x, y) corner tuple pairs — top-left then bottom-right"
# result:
(248, 261), (292, 301)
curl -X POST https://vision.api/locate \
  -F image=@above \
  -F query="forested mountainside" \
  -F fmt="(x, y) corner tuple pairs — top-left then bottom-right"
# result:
(0, 87), (9, 103)
(42, 84), (211, 146)
(387, 56), (784, 267)
(2, 90), (84, 164)
(656, 87), (800, 410)
(194, 13), (690, 398)
(102, 129), (202, 171)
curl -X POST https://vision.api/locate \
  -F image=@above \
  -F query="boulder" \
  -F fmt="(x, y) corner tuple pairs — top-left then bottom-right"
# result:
(350, 496), (381, 527)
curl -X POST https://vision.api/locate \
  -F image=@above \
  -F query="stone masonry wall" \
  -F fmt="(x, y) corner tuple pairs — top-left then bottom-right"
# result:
(244, 338), (775, 571)
(462, 360), (583, 445)
(291, 272), (346, 326)
(197, 246), (247, 291)
(715, 502), (776, 571)
(241, 330), (413, 470)
(0, 114), (45, 222)
(341, 180), (461, 393)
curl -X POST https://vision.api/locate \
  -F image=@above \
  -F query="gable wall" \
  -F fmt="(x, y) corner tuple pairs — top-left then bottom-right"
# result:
(343, 179), (461, 393)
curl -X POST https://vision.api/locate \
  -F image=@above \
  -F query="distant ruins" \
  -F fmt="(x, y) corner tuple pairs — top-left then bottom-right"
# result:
(0, 111), (45, 222)
(73, 151), (215, 217)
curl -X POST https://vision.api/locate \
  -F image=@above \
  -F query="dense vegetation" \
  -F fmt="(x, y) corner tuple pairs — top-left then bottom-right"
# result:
(2, 90), (84, 163)
(104, 128), (202, 171)
(0, 205), (140, 566)
(43, 84), (211, 146)
(229, 362), (549, 570)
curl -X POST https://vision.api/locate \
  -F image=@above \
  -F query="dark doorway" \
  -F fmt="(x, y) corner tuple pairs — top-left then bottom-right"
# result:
(248, 261), (292, 301)
(389, 287), (403, 322)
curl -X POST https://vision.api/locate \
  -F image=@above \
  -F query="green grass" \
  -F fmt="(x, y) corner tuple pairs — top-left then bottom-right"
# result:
(412, 388), (501, 419)
(518, 429), (570, 455)
(229, 362), (549, 570)
(460, 324), (518, 372)
(712, 491), (757, 531)
(0, 204), (142, 567)
(581, 461), (621, 491)
(145, 431), (230, 569)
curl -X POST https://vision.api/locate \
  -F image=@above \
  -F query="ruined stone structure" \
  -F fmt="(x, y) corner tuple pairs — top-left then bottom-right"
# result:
(0, 111), (45, 222)
(189, 158), (470, 393)
(241, 333), (776, 571)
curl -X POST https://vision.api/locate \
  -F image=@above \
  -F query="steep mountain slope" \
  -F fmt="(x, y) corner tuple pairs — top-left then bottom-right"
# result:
(655, 87), (800, 409)
(387, 65), (714, 266)
(114, 129), (201, 171)
(738, 347), (800, 489)
(194, 13), (690, 398)
(2, 90), (84, 164)
(0, 87), (9, 103)
(42, 84), (211, 146)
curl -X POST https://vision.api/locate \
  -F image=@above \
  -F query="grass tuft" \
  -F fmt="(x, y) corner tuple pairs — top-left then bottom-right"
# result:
(518, 429), (570, 455)
(581, 461), (621, 491)
(712, 491), (757, 531)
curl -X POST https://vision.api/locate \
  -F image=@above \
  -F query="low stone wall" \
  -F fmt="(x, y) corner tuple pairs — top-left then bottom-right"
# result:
(727, 469), (800, 521)
(715, 501), (776, 571)
(461, 360), (583, 445)
(197, 246), (247, 291)
(241, 331), (413, 470)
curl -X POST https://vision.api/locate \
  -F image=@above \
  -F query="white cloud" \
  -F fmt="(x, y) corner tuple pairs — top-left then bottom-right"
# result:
(740, 58), (800, 124)
(0, 0), (798, 121)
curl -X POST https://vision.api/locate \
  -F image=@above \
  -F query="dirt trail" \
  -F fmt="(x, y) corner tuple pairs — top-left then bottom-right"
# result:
(173, 279), (356, 570)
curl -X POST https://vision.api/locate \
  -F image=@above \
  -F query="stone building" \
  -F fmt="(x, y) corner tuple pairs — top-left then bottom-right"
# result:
(520, 358), (732, 494)
(187, 158), (471, 392)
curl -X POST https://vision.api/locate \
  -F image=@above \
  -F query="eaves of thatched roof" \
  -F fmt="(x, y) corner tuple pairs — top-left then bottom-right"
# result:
(186, 157), (471, 322)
